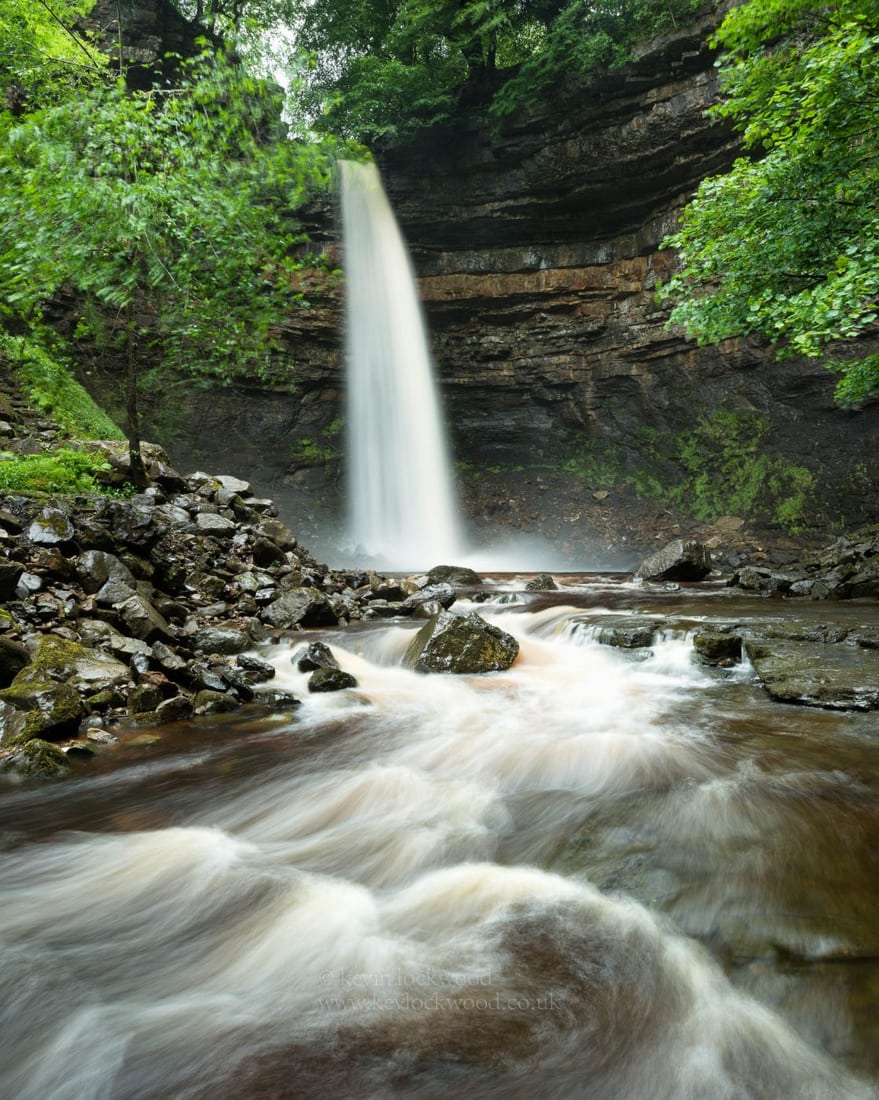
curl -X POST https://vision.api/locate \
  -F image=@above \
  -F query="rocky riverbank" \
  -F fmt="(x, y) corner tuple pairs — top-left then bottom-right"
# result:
(1, 429), (877, 779)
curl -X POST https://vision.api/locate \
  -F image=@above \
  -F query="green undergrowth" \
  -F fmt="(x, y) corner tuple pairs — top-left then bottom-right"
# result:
(564, 408), (814, 532)
(0, 332), (124, 441)
(0, 448), (127, 496)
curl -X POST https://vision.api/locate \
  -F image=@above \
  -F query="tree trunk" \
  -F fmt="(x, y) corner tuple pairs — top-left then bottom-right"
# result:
(124, 307), (148, 489)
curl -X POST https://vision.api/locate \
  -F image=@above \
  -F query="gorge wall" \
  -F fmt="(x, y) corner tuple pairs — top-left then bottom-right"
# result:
(111, 8), (877, 564)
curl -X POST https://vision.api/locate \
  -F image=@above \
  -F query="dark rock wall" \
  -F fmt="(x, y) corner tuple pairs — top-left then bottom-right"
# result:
(375, 12), (877, 524)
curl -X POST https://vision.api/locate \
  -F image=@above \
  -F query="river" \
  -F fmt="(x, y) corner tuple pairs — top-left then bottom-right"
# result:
(2, 577), (877, 1099)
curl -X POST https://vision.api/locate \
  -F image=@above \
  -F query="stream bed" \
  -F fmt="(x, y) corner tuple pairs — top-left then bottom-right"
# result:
(2, 577), (878, 1099)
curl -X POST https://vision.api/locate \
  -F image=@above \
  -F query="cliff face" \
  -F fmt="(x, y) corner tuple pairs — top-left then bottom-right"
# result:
(375, 12), (875, 515)
(107, 9), (877, 559)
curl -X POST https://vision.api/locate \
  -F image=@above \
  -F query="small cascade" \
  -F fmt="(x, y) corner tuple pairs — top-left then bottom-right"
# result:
(339, 159), (464, 570)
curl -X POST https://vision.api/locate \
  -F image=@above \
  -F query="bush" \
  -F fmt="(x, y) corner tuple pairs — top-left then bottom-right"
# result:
(0, 448), (117, 495)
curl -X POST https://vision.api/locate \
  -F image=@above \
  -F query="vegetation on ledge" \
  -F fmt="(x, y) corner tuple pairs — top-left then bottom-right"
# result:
(659, 0), (879, 405)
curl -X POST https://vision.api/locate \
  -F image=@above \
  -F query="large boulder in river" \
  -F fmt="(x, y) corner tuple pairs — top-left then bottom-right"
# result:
(634, 539), (712, 582)
(426, 564), (483, 587)
(404, 610), (519, 674)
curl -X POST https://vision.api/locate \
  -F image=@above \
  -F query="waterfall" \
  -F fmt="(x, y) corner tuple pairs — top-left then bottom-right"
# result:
(339, 159), (463, 570)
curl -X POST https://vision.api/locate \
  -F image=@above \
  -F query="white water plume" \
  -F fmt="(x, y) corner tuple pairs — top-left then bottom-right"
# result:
(340, 159), (463, 570)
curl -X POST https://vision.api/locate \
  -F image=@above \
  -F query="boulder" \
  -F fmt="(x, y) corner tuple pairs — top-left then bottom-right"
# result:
(0, 558), (23, 599)
(235, 653), (276, 681)
(525, 573), (558, 591)
(0, 680), (86, 742)
(261, 587), (337, 629)
(190, 626), (252, 655)
(27, 504), (74, 546)
(693, 630), (742, 666)
(404, 610), (519, 674)
(14, 635), (130, 696)
(743, 638), (879, 710)
(426, 564), (483, 586)
(0, 738), (69, 778)
(76, 549), (137, 595)
(116, 593), (174, 642)
(634, 539), (712, 582)
(294, 641), (338, 672)
(0, 636), (30, 687)
(308, 667), (358, 692)
(401, 583), (457, 613)
(195, 512), (237, 536)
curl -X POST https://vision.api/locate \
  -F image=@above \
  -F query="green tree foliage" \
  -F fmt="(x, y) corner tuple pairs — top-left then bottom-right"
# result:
(0, 0), (107, 113)
(287, 0), (703, 142)
(658, 0), (879, 405)
(0, 49), (342, 482)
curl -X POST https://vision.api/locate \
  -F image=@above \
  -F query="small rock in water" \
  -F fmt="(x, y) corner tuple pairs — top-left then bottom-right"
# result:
(294, 641), (339, 672)
(308, 667), (358, 693)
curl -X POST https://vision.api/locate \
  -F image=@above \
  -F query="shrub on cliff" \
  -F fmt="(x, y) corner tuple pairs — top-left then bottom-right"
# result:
(659, 0), (879, 406)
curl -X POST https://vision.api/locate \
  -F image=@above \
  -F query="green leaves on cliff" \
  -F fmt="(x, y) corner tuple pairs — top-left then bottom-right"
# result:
(0, 50), (340, 382)
(0, 46), (344, 479)
(658, 0), (879, 405)
(287, 0), (704, 142)
(0, 0), (107, 112)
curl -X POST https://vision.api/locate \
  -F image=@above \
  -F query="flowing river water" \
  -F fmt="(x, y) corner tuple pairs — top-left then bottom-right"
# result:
(2, 578), (878, 1099)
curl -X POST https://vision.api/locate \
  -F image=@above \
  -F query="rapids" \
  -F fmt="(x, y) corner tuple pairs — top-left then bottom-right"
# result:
(1, 581), (877, 1099)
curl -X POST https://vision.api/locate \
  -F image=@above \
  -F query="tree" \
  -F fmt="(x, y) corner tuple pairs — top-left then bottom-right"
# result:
(285, 0), (703, 142)
(0, 50), (342, 483)
(0, 0), (107, 113)
(658, 0), (879, 406)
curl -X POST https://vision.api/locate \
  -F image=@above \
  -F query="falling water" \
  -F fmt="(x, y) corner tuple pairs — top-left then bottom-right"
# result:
(340, 159), (463, 570)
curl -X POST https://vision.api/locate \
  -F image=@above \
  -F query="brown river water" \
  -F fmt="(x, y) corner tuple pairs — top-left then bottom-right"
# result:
(2, 577), (878, 1099)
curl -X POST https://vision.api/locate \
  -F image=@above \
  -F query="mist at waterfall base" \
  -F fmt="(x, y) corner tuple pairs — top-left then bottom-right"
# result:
(338, 159), (576, 573)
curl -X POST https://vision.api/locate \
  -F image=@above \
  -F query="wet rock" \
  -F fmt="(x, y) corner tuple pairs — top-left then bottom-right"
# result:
(0, 698), (27, 742)
(693, 630), (742, 666)
(193, 689), (240, 714)
(77, 549), (136, 595)
(253, 518), (297, 551)
(190, 626), (252, 655)
(594, 620), (657, 649)
(195, 512), (237, 536)
(0, 738), (69, 778)
(28, 504), (74, 546)
(634, 539), (712, 583)
(401, 583), (457, 613)
(261, 587), (337, 629)
(116, 593), (174, 642)
(404, 610), (519, 674)
(253, 687), (301, 708)
(15, 572), (42, 597)
(0, 558), (23, 599)
(308, 667), (358, 692)
(743, 638), (879, 710)
(129, 682), (164, 714)
(16, 635), (130, 695)
(0, 680), (86, 742)
(0, 636), (30, 687)
(235, 653), (276, 681)
(156, 694), (194, 722)
(427, 564), (483, 586)
(294, 641), (338, 672)
(525, 573), (558, 591)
